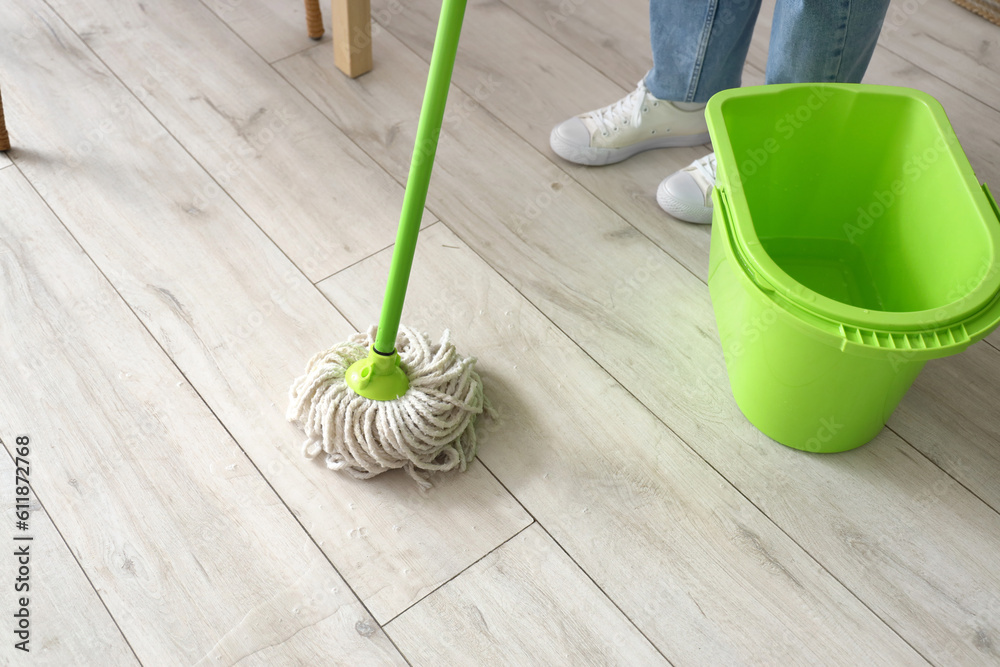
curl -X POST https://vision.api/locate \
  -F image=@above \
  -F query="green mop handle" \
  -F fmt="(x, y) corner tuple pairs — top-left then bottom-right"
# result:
(373, 0), (468, 355)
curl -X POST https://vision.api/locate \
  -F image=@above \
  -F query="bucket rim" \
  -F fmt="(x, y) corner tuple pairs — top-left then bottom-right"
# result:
(706, 83), (1000, 337)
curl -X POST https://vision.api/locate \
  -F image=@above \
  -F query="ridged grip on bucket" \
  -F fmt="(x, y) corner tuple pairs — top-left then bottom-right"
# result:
(714, 185), (1000, 361)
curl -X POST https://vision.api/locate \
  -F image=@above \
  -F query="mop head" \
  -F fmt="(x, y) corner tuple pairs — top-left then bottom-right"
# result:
(287, 325), (491, 488)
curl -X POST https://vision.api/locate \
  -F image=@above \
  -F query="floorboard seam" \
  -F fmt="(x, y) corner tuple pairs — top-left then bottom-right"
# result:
(5, 162), (165, 667)
(381, 520), (536, 628)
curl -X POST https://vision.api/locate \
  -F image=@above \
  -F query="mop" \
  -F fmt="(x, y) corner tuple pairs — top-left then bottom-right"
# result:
(287, 0), (488, 488)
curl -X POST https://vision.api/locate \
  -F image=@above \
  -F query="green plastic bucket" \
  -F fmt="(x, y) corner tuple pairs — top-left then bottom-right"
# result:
(706, 83), (1000, 452)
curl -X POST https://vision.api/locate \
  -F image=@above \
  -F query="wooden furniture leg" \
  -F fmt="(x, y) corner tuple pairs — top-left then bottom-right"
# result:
(305, 0), (324, 40)
(0, 86), (9, 152)
(332, 0), (373, 78)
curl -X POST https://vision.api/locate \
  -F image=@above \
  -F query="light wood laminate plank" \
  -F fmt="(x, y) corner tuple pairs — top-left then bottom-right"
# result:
(889, 342), (1000, 510)
(869, 0), (1000, 111)
(386, 524), (668, 665)
(202, 0), (333, 64)
(0, 449), (138, 665)
(48, 0), (426, 282)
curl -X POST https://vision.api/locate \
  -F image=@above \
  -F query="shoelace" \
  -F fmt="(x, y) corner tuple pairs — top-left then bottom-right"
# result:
(692, 153), (717, 185)
(586, 79), (649, 135)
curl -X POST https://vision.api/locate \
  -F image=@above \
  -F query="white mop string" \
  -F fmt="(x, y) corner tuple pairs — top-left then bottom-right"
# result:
(287, 325), (492, 488)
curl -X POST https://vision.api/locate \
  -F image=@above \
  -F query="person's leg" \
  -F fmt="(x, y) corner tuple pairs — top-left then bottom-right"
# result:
(766, 0), (890, 84)
(645, 0), (763, 103)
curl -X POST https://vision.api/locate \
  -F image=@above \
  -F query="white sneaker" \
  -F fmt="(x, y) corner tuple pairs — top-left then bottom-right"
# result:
(549, 80), (709, 166)
(657, 153), (716, 224)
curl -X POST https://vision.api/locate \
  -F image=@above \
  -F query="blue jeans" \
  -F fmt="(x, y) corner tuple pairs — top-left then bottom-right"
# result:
(644, 0), (890, 102)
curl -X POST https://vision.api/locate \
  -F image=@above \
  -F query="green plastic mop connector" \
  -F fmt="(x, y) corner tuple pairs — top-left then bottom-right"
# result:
(345, 345), (410, 400)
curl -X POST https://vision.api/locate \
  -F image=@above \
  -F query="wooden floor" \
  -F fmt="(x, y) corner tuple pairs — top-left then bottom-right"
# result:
(2, 0), (999, 664)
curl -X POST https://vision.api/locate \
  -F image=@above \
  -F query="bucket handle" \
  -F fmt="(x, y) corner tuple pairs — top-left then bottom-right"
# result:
(713, 185), (1000, 359)
(984, 182), (1000, 225)
(713, 187), (774, 294)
